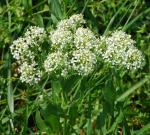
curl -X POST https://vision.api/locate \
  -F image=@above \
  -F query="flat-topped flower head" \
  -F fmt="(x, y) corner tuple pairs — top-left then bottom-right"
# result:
(10, 26), (46, 62)
(19, 61), (42, 84)
(50, 29), (73, 50)
(57, 14), (85, 30)
(105, 30), (135, 47)
(70, 49), (97, 76)
(10, 37), (30, 61)
(125, 46), (145, 70)
(74, 27), (99, 50)
(24, 26), (46, 43)
(101, 30), (145, 70)
(67, 14), (85, 29)
(44, 51), (65, 74)
(10, 26), (46, 84)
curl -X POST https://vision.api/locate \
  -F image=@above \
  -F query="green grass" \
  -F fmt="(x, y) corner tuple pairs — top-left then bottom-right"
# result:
(0, 0), (150, 134)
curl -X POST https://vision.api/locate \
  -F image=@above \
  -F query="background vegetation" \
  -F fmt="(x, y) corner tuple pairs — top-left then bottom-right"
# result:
(0, 0), (150, 134)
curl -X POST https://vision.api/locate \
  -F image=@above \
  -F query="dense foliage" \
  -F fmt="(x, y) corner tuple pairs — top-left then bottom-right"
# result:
(0, 0), (150, 135)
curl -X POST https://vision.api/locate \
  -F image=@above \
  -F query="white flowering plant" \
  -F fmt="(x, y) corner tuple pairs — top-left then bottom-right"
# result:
(10, 14), (145, 84)
(9, 14), (148, 134)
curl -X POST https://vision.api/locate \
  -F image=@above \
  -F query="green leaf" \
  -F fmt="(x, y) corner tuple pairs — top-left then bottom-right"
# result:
(45, 114), (61, 133)
(22, 0), (32, 9)
(115, 76), (149, 103)
(106, 111), (123, 134)
(96, 112), (106, 129)
(103, 0), (129, 35)
(34, 14), (44, 27)
(48, 0), (64, 19)
(7, 80), (14, 113)
(50, 13), (59, 24)
(104, 79), (116, 102)
(35, 110), (48, 133)
(52, 80), (62, 94)
(123, 121), (131, 135)
(7, 52), (14, 113)
(134, 123), (150, 135)
(60, 75), (81, 92)
(123, 8), (150, 31)
(51, 80), (62, 104)
(41, 104), (62, 133)
(87, 119), (92, 135)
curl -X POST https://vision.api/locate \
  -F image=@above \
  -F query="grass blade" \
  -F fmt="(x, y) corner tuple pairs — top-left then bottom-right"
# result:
(134, 123), (150, 135)
(115, 76), (149, 103)
(103, 0), (128, 35)
(123, 7), (150, 31)
(123, 0), (140, 29)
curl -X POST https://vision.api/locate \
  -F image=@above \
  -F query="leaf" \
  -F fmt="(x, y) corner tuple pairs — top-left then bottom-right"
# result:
(35, 110), (48, 133)
(106, 111), (124, 134)
(123, 0), (140, 29)
(134, 123), (150, 135)
(22, 0), (32, 9)
(7, 81), (14, 113)
(60, 75), (80, 92)
(51, 13), (59, 24)
(87, 119), (92, 135)
(48, 0), (64, 19)
(123, 121), (131, 135)
(52, 80), (62, 94)
(103, 79), (116, 115)
(123, 8), (150, 31)
(68, 105), (78, 125)
(45, 114), (61, 133)
(104, 79), (116, 102)
(104, 0), (129, 35)
(41, 104), (62, 133)
(51, 80), (62, 104)
(115, 76), (149, 103)
(96, 112), (106, 129)
(7, 52), (14, 114)
(33, 14), (44, 27)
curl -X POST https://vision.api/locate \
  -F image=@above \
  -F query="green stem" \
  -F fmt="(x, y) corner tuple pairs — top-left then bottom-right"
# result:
(123, 0), (140, 29)
(123, 7), (150, 31)
(104, 0), (128, 35)
(81, 0), (90, 14)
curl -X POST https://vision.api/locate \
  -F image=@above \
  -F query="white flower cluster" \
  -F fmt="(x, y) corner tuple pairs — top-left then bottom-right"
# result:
(10, 14), (146, 84)
(57, 14), (85, 30)
(24, 26), (46, 43)
(70, 49), (97, 76)
(74, 27), (100, 50)
(45, 15), (145, 77)
(49, 14), (86, 51)
(10, 37), (31, 62)
(19, 62), (42, 84)
(45, 14), (98, 76)
(44, 51), (65, 73)
(99, 30), (145, 70)
(50, 29), (73, 50)
(10, 26), (46, 84)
